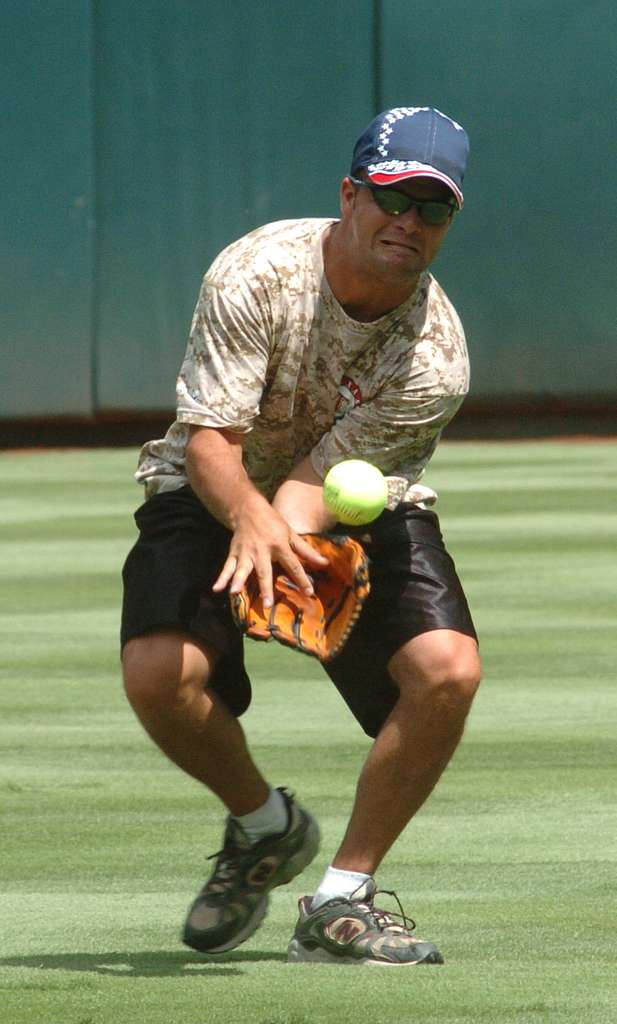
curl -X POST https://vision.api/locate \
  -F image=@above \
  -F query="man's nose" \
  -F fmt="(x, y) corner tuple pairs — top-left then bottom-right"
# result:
(396, 204), (423, 230)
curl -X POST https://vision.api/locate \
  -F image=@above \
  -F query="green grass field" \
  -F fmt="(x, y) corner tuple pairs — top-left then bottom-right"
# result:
(1, 442), (616, 1024)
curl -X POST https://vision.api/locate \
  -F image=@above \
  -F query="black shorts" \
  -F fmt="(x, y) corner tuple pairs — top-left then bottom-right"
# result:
(121, 485), (477, 738)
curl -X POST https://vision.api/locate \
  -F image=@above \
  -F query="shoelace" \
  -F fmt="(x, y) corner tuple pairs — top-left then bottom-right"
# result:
(348, 884), (416, 933)
(204, 788), (293, 891)
(203, 799), (292, 896)
(204, 831), (246, 893)
(371, 889), (416, 933)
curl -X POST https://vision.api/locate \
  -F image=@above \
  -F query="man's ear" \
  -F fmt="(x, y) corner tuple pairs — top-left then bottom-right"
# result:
(339, 176), (357, 218)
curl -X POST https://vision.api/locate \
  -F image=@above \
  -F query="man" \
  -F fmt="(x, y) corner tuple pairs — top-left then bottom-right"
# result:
(121, 106), (481, 966)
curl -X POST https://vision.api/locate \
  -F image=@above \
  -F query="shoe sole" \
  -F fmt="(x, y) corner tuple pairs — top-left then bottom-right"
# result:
(287, 938), (444, 966)
(187, 894), (270, 954)
(184, 814), (321, 954)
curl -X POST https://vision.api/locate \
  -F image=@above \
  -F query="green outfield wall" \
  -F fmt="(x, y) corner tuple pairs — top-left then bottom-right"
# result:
(2, 1), (616, 421)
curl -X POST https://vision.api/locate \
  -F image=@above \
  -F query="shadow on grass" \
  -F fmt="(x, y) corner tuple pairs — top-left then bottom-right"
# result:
(0, 949), (287, 978)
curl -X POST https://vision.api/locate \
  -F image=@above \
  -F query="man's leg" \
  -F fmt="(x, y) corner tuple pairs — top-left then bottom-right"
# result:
(331, 629), (481, 873)
(122, 628), (320, 953)
(122, 629), (269, 815)
(287, 629), (480, 966)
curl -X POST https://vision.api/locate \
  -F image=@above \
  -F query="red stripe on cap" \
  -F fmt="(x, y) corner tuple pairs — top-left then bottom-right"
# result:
(368, 169), (464, 208)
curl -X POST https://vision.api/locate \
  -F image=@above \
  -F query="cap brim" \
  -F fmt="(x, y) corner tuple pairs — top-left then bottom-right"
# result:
(366, 167), (464, 209)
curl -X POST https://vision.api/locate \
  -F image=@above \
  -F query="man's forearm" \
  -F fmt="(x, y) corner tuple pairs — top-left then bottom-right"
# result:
(272, 455), (337, 534)
(185, 426), (328, 605)
(185, 425), (270, 530)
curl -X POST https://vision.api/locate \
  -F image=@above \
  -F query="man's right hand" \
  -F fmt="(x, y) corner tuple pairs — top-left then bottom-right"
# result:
(186, 425), (328, 609)
(212, 492), (328, 608)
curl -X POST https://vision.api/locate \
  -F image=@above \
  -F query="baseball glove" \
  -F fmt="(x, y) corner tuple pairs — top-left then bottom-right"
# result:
(230, 533), (370, 662)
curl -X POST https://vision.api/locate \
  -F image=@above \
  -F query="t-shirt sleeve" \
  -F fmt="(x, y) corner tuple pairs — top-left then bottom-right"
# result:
(175, 277), (270, 432)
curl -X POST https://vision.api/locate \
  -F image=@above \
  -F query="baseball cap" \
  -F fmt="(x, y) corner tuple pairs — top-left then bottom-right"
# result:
(350, 106), (469, 208)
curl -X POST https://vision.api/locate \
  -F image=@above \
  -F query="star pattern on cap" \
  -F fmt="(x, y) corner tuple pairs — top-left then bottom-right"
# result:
(375, 106), (465, 161)
(367, 159), (428, 175)
(377, 107), (428, 158)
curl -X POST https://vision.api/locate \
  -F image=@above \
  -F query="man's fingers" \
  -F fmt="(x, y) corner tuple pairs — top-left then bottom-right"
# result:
(278, 551), (317, 596)
(221, 555), (275, 610)
(212, 554), (238, 592)
(227, 559), (256, 595)
(214, 525), (323, 609)
(249, 561), (274, 606)
(214, 553), (257, 595)
(292, 534), (330, 567)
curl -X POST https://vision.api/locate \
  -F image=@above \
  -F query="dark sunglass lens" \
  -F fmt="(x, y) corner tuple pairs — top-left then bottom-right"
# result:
(366, 181), (454, 224)
(420, 203), (452, 225)
(373, 189), (409, 216)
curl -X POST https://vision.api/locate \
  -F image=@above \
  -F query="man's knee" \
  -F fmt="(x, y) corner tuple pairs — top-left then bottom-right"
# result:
(430, 641), (481, 707)
(122, 631), (216, 716)
(436, 655), (481, 713)
(389, 630), (481, 713)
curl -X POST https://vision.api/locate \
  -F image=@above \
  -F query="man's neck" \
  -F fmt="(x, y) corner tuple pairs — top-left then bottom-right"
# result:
(323, 223), (421, 323)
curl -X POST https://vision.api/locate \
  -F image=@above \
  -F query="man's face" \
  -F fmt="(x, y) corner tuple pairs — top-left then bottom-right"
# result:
(339, 174), (456, 283)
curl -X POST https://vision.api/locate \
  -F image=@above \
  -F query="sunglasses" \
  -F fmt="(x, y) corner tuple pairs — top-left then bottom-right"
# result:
(349, 176), (457, 226)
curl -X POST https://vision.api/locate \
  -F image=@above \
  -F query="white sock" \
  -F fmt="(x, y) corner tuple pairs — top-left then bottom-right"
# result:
(311, 866), (372, 911)
(232, 787), (288, 843)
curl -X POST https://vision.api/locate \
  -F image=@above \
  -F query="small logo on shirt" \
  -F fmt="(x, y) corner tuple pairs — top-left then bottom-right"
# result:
(335, 376), (362, 420)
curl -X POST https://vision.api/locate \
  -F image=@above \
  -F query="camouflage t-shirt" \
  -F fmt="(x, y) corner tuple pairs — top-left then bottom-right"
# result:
(136, 218), (469, 507)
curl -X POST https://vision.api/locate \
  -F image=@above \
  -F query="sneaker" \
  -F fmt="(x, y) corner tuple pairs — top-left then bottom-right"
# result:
(287, 878), (444, 966)
(182, 788), (320, 953)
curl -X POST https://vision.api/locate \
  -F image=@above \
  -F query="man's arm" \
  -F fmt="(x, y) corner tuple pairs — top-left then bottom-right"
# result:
(185, 426), (327, 608)
(271, 455), (337, 535)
